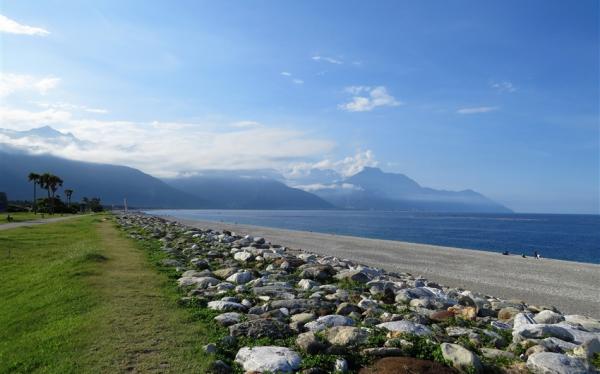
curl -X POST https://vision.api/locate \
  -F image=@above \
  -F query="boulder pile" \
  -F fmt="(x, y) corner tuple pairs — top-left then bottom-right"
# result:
(117, 213), (600, 373)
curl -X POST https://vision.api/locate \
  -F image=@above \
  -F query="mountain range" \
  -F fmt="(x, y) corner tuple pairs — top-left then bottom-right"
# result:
(0, 126), (512, 212)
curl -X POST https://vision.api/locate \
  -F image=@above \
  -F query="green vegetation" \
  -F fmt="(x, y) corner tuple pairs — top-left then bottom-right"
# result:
(0, 215), (213, 373)
(592, 353), (600, 369)
(0, 211), (58, 225)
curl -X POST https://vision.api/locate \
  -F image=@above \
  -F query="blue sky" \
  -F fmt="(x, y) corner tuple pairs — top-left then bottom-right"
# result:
(0, 1), (598, 213)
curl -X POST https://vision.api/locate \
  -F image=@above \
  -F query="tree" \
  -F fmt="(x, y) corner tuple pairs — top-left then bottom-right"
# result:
(39, 173), (63, 214)
(28, 172), (41, 214)
(64, 189), (74, 208)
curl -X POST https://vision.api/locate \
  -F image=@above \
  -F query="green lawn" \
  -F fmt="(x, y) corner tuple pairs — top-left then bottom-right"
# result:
(0, 214), (213, 373)
(0, 211), (73, 225)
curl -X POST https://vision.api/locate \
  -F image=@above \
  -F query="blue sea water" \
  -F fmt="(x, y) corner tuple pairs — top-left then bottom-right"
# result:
(145, 210), (600, 264)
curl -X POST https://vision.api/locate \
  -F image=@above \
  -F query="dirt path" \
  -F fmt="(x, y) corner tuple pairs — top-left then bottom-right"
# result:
(0, 215), (83, 231)
(79, 221), (208, 373)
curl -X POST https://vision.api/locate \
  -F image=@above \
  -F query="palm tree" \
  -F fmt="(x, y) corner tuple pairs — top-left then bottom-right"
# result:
(64, 189), (73, 208)
(39, 173), (63, 214)
(28, 172), (41, 214)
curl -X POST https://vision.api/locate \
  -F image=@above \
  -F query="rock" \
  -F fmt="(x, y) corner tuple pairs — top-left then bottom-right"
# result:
(377, 321), (433, 337)
(214, 312), (242, 327)
(298, 279), (319, 290)
(269, 299), (332, 314)
(336, 302), (362, 316)
(526, 345), (547, 357)
(190, 258), (210, 269)
(295, 332), (329, 354)
(177, 276), (220, 288)
(299, 265), (336, 281)
(498, 306), (521, 321)
(440, 343), (483, 373)
(334, 269), (370, 284)
(213, 267), (238, 279)
(480, 348), (516, 360)
(207, 300), (247, 312)
(526, 352), (589, 374)
(291, 312), (316, 324)
(448, 305), (477, 321)
(564, 315), (600, 332)
(226, 270), (254, 284)
(534, 310), (564, 324)
(334, 358), (348, 373)
(539, 337), (578, 353)
(361, 347), (404, 358)
(235, 346), (301, 373)
(209, 359), (232, 374)
(204, 343), (217, 354)
(514, 324), (574, 343)
(513, 313), (536, 329)
(358, 357), (456, 374)
(304, 315), (354, 332)
(430, 310), (455, 322)
(324, 326), (369, 346)
(233, 251), (254, 262)
(160, 259), (183, 267)
(229, 318), (292, 339)
(572, 337), (600, 359)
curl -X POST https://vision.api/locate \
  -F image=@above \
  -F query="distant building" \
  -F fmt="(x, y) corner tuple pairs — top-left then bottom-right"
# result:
(0, 192), (7, 212)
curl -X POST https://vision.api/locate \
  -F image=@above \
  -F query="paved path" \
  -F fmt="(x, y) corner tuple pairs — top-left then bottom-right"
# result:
(0, 215), (84, 231)
(160, 216), (600, 318)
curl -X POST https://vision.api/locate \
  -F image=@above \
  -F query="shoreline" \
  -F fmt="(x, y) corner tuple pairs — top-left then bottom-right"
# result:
(155, 213), (600, 318)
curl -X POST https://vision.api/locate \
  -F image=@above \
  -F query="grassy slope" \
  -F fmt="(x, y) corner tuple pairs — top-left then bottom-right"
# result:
(0, 214), (212, 373)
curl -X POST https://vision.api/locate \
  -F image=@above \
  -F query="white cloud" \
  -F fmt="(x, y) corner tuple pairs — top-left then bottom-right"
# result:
(0, 73), (60, 97)
(339, 86), (402, 112)
(34, 77), (61, 94)
(0, 14), (49, 36)
(0, 108), (336, 178)
(456, 106), (499, 114)
(312, 55), (343, 65)
(0, 107), (72, 125)
(287, 150), (378, 179)
(491, 81), (517, 93)
(280, 71), (304, 85)
(35, 101), (108, 114)
(295, 183), (363, 192)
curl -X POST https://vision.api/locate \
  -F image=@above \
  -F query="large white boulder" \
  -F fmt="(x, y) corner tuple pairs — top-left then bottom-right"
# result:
(235, 346), (301, 373)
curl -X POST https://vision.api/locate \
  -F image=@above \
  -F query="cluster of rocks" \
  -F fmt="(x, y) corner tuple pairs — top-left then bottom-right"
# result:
(117, 213), (600, 374)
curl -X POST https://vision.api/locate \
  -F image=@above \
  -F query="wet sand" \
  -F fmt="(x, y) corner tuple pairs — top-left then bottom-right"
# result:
(158, 215), (600, 318)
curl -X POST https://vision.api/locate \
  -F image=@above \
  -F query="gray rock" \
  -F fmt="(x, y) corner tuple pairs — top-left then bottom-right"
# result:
(207, 300), (247, 312)
(214, 312), (242, 327)
(572, 337), (600, 359)
(229, 318), (292, 339)
(564, 315), (600, 332)
(304, 315), (354, 332)
(526, 352), (589, 374)
(334, 358), (348, 373)
(161, 259), (182, 267)
(299, 265), (335, 281)
(480, 348), (516, 360)
(323, 326), (369, 346)
(235, 346), (301, 373)
(290, 312), (316, 324)
(233, 251), (254, 262)
(295, 332), (329, 354)
(297, 279), (319, 290)
(336, 302), (362, 316)
(440, 343), (483, 373)
(334, 269), (370, 284)
(534, 310), (565, 324)
(376, 321), (433, 336)
(177, 276), (219, 288)
(213, 267), (238, 279)
(514, 324), (575, 343)
(540, 337), (578, 353)
(226, 270), (254, 284)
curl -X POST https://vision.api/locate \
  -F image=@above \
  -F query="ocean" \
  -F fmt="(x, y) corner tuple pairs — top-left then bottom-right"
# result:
(145, 210), (600, 264)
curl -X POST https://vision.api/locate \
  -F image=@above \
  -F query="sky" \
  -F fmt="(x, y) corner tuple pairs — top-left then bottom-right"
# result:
(0, 0), (598, 214)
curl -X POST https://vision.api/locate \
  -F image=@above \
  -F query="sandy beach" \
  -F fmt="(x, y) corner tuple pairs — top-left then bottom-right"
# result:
(158, 215), (600, 318)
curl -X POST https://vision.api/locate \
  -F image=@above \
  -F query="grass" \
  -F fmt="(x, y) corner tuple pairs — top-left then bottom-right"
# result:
(0, 214), (213, 373)
(0, 211), (72, 225)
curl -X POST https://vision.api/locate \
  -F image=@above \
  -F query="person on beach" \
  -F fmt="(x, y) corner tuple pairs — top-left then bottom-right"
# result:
(534, 251), (541, 259)
(521, 253), (527, 258)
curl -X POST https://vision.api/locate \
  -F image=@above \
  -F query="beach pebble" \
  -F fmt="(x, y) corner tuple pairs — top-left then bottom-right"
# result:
(235, 346), (301, 373)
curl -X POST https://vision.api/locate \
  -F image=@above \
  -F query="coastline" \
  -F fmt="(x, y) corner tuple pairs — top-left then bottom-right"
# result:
(156, 213), (600, 318)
